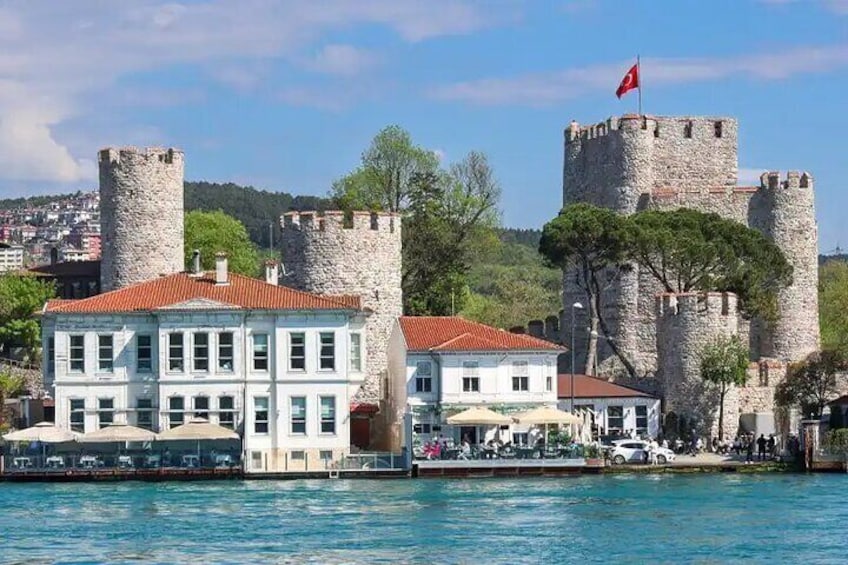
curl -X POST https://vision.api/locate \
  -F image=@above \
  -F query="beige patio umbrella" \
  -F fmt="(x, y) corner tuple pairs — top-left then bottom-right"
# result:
(156, 418), (239, 441)
(446, 406), (513, 426)
(513, 406), (582, 425)
(80, 423), (156, 443)
(2, 421), (79, 443)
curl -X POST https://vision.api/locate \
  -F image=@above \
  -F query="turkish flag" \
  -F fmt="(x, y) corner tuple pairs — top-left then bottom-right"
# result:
(616, 63), (639, 99)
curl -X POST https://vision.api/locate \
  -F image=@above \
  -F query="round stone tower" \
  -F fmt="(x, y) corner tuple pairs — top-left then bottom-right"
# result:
(99, 147), (185, 292)
(757, 171), (820, 362)
(280, 211), (402, 405)
(656, 292), (740, 438)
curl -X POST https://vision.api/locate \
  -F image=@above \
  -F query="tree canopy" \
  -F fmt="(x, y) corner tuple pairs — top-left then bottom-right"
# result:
(775, 350), (847, 418)
(331, 125), (501, 316)
(629, 209), (793, 321)
(184, 210), (260, 277)
(699, 335), (750, 440)
(0, 273), (55, 360)
(819, 260), (848, 356)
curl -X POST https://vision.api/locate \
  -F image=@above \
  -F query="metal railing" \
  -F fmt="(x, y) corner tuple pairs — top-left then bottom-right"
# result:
(2, 451), (242, 474)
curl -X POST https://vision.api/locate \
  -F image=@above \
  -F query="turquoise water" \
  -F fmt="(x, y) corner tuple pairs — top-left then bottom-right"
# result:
(0, 474), (844, 564)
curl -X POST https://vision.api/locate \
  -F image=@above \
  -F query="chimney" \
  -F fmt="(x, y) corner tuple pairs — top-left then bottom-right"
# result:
(214, 252), (229, 286)
(190, 249), (201, 276)
(264, 260), (279, 286)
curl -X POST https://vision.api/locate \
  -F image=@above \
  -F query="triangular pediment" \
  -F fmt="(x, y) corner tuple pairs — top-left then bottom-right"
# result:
(156, 297), (241, 310)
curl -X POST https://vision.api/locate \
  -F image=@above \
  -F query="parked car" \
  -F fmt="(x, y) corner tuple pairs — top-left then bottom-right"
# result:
(609, 440), (676, 465)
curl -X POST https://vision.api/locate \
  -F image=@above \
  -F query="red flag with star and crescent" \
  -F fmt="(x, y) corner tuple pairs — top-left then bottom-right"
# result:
(616, 63), (639, 99)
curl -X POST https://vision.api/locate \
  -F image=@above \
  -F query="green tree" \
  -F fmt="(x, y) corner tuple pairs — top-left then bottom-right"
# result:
(332, 126), (501, 315)
(823, 428), (848, 468)
(539, 203), (634, 377)
(629, 209), (793, 321)
(699, 335), (750, 440)
(0, 371), (25, 428)
(184, 210), (260, 277)
(0, 274), (55, 360)
(819, 260), (848, 356)
(775, 350), (847, 418)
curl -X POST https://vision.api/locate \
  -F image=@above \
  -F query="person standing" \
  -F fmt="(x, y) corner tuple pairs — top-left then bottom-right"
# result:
(767, 434), (776, 459)
(756, 434), (767, 461)
(745, 436), (754, 464)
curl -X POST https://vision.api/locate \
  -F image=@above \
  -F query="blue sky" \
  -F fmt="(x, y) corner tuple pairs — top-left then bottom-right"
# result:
(2, 0), (847, 250)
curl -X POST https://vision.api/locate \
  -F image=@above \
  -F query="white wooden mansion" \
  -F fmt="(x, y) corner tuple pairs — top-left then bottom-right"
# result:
(41, 256), (367, 473)
(385, 317), (564, 451)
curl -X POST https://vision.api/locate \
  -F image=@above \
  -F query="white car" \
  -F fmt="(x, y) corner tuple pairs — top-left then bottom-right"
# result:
(609, 440), (676, 465)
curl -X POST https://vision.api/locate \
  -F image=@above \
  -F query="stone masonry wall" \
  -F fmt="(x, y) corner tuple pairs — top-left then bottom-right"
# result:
(280, 211), (402, 404)
(656, 292), (740, 438)
(99, 147), (185, 292)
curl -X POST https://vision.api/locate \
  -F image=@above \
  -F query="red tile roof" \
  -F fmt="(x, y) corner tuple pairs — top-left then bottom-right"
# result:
(398, 316), (564, 352)
(44, 272), (361, 314)
(557, 374), (656, 399)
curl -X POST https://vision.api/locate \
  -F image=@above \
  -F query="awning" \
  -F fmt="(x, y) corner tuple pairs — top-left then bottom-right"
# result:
(2, 421), (78, 443)
(156, 418), (239, 441)
(446, 406), (513, 426)
(350, 402), (380, 415)
(513, 406), (581, 425)
(80, 423), (156, 443)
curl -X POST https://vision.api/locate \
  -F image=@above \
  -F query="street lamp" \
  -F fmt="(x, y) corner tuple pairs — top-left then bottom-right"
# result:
(570, 302), (584, 413)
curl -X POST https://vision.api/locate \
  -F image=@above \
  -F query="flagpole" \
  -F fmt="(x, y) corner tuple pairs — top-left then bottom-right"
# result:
(637, 54), (642, 116)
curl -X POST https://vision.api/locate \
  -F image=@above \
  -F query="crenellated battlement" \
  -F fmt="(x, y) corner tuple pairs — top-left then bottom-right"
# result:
(98, 146), (184, 166)
(281, 210), (399, 233)
(565, 115), (736, 145)
(758, 171), (813, 191)
(655, 292), (738, 319)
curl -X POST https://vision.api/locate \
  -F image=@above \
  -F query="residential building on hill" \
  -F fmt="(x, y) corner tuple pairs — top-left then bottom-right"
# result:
(385, 316), (563, 451)
(0, 242), (24, 273)
(41, 256), (368, 473)
(557, 374), (661, 439)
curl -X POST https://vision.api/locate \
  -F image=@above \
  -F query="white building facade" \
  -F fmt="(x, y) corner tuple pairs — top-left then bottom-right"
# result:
(42, 259), (367, 473)
(0, 243), (24, 272)
(386, 317), (563, 450)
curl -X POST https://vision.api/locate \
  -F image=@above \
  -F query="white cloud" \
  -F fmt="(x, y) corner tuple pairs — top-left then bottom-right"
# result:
(301, 44), (381, 76)
(430, 44), (848, 106)
(0, 0), (513, 185)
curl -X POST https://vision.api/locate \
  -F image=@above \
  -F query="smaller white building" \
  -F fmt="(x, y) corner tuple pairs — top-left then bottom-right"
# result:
(558, 374), (661, 439)
(386, 317), (563, 451)
(0, 242), (24, 272)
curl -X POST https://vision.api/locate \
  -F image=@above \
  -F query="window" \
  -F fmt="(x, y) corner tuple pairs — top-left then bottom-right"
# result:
(47, 337), (55, 374)
(169, 396), (184, 429)
(320, 450), (333, 461)
(69, 399), (85, 433)
(684, 120), (693, 138)
(512, 432), (529, 446)
(349, 333), (362, 372)
(97, 335), (113, 372)
(546, 376), (553, 392)
(193, 333), (209, 372)
(137, 335), (152, 373)
(97, 398), (114, 429)
(253, 333), (268, 371)
(635, 405), (648, 433)
(251, 451), (262, 470)
(289, 333), (305, 370)
(218, 332), (234, 371)
(219, 396), (235, 429)
(511, 361), (529, 391)
(291, 450), (305, 461)
(168, 333), (184, 371)
(136, 398), (153, 430)
(415, 361), (432, 393)
(194, 396), (209, 420)
(319, 332), (335, 370)
(607, 405), (624, 433)
(462, 361), (479, 393)
(69, 335), (84, 372)
(290, 396), (306, 434)
(320, 396), (336, 434)
(714, 120), (723, 138)
(413, 423), (433, 435)
(254, 397), (269, 434)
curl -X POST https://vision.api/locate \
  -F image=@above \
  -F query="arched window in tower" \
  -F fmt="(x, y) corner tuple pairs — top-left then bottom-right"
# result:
(683, 121), (693, 139)
(714, 121), (723, 138)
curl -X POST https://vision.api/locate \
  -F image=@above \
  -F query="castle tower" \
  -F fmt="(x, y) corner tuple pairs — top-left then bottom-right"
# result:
(280, 211), (402, 407)
(756, 171), (820, 361)
(656, 292), (740, 438)
(99, 147), (185, 292)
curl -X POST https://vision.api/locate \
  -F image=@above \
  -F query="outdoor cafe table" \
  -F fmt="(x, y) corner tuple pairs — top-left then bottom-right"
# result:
(46, 456), (65, 469)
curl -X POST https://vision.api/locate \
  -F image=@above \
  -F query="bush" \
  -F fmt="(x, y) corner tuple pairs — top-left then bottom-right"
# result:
(824, 428), (848, 458)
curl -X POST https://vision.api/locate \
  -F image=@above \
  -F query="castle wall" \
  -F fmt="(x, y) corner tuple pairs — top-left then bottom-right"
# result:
(99, 147), (185, 292)
(280, 211), (402, 405)
(656, 292), (740, 439)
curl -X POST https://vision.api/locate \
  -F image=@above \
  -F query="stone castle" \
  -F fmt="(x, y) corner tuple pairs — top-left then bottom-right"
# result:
(561, 114), (820, 437)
